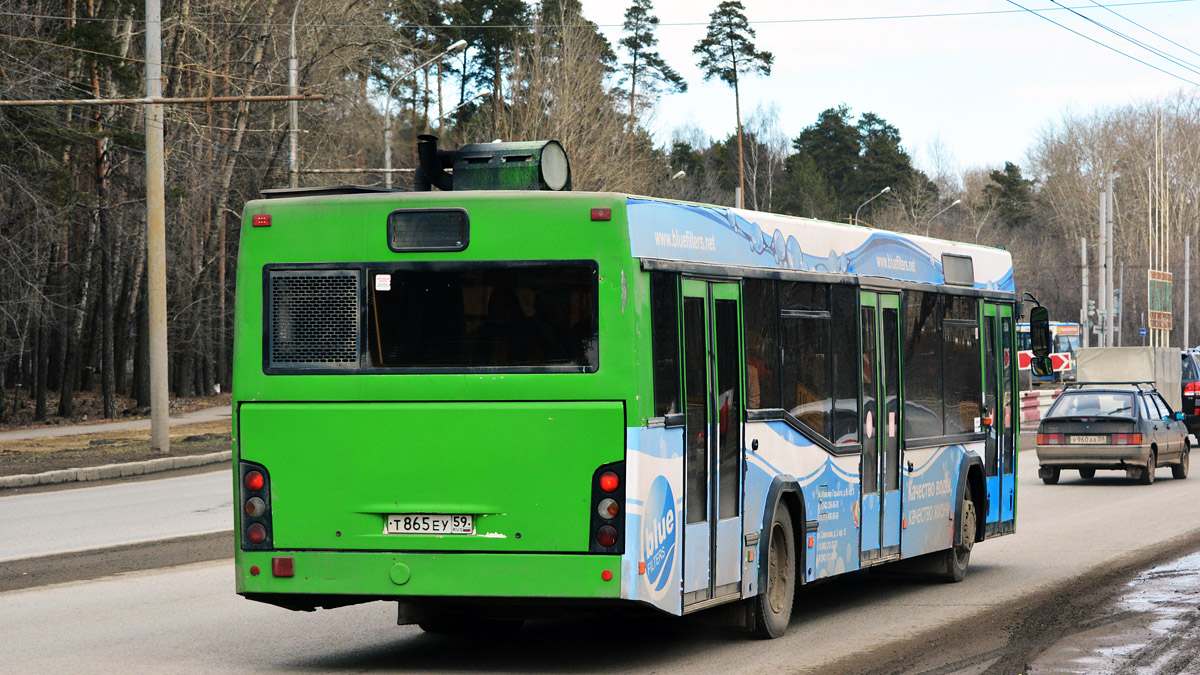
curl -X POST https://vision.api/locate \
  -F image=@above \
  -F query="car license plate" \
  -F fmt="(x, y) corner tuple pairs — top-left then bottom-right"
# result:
(385, 514), (474, 535)
(1070, 435), (1107, 444)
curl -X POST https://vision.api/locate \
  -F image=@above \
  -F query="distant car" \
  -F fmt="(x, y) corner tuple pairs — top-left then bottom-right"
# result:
(1036, 385), (1189, 485)
(1182, 350), (1200, 435)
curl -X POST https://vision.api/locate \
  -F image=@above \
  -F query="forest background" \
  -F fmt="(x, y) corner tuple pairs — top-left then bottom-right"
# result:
(1, 0), (1198, 424)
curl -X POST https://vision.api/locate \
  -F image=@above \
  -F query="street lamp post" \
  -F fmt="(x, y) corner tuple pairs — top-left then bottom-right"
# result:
(923, 198), (962, 236)
(435, 90), (489, 126)
(432, 91), (489, 147)
(854, 186), (891, 225)
(384, 39), (467, 189)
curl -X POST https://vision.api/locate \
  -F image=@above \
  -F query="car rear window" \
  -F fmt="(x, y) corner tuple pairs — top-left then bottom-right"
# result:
(1184, 353), (1198, 380)
(1048, 392), (1135, 418)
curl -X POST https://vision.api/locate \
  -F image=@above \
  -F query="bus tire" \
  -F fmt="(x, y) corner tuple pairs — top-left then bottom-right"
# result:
(753, 503), (795, 639)
(939, 484), (975, 583)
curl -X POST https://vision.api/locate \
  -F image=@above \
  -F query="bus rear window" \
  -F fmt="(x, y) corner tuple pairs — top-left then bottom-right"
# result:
(367, 263), (598, 371)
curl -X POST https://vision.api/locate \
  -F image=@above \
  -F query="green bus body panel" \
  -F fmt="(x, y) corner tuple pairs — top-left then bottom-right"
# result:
(239, 401), (624, 552)
(234, 191), (657, 425)
(237, 550), (620, 599)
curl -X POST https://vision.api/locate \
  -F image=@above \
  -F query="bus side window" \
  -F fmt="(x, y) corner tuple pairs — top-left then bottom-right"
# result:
(743, 279), (779, 410)
(650, 273), (682, 418)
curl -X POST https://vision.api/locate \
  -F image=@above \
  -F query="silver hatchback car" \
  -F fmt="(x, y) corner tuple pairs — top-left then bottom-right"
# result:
(1036, 385), (1190, 485)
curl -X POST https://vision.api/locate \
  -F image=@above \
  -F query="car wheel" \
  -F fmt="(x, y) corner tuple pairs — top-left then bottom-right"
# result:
(939, 484), (976, 583)
(1079, 468), (1096, 480)
(1041, 467), (1060, 485)
(1173, 442), (1190, 480)
(753, 503), (795, 639)
(1139, 449), (1157, 485)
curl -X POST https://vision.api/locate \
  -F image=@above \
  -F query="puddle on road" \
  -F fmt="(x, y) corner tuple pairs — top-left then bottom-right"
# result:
(1030, 550), (1200, 674)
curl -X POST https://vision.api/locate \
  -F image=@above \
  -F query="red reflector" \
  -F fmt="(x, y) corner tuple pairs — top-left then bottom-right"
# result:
(247, 523), (267, 544)
(597, 525), (618, 548)
(249, 565), (260, 576)
(599, 471), (619, 493)
(271, 557), (295, 577)
(252, 214), (271, 227)
(244, 471), (265, 492)
(590, 207), (612, 221)
(601, 569), (613, 581)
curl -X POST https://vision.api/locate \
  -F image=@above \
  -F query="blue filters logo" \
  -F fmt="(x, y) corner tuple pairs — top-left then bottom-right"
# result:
(643, 475), (677, 595)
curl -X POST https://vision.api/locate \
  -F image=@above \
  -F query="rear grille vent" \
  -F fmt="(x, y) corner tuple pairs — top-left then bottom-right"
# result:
(268, 270), (359, 368)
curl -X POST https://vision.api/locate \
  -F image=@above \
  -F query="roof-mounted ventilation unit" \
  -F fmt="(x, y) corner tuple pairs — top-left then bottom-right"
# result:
(414, 134), (571, 192)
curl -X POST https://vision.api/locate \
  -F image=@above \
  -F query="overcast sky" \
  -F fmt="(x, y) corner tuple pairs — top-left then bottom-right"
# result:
(580, 0), (1200, 176)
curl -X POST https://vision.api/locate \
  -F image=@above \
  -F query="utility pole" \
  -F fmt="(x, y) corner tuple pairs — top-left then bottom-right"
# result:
(1098, 189), (1108, 347)
(288, 0), (302, 188)
(1081, 237), (1090, 348)
(1187, 236), (1192, 349)
(1118, 262), (1125, 346)
(145, 0), (169, 452)
(1105, 176), (1115, 346)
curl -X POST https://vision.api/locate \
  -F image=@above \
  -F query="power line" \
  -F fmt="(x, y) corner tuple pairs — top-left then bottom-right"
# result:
(1085, 0), (1200, 60)
(0, 0), (1194, 29)
(1003, 0), (1200, 86)
(1049, 0), (1200, 74)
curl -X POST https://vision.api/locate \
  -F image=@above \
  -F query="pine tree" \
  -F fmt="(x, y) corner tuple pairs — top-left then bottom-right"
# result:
(457, 0), (529, 138)
(621, 0), (686, 161)
(693, 0), (772, 206)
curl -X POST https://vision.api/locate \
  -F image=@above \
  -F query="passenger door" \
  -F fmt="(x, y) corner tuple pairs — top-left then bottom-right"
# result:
(860, 291), (902, 562)
(983, 302), (1017, 527)
(1151, 392), (1182, 460)
(681, 280), (743, 608)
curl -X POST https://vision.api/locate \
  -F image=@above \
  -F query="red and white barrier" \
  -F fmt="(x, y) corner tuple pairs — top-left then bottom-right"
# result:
(1019, 388), (1062, 423)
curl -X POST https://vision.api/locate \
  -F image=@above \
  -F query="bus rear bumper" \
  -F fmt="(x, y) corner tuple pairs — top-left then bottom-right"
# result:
(236, 550), (623, 604)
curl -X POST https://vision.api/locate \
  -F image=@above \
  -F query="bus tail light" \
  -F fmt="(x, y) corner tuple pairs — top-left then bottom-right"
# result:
(1113, 433), (1142, 445)
(597, 526), (618, 547)
(1037, 433), (1063, 445)
(590, 461), (625, 554)
(240, 461), (274, 550)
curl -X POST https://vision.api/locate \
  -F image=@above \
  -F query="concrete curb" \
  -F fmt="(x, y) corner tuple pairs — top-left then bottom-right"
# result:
(0, 451), (231, 490)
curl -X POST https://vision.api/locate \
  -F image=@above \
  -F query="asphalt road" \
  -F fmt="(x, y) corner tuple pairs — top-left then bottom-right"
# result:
(0, 469), (232, 561)
(5, 452), (1200, 673)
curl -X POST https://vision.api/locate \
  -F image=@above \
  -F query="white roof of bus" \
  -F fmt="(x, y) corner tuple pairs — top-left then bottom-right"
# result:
(624, 196), (1014, 292)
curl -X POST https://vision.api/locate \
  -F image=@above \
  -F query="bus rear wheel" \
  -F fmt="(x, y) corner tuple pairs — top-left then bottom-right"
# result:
(940, 485), (975, 583)
(753, 503), (795, 639)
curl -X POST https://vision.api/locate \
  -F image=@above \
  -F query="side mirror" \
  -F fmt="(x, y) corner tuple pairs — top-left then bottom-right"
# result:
(1029, 305), (1052, 358)
(1176, 411), (1186, 421)
(1031, 356), (1054, 378)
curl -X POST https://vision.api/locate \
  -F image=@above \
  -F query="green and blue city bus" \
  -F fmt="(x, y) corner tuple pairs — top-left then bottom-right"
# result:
(233, 139), (1022, 637)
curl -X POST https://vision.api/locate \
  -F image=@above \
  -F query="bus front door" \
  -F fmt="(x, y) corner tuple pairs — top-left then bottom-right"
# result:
(681, 279), (743, 608)
(983, 302), (1017, 532)
(860, 291), (902, 562)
